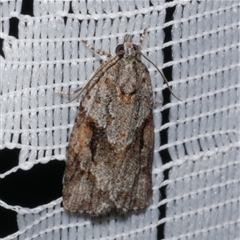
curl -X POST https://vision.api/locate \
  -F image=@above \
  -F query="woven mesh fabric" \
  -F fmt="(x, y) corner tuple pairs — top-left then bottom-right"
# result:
(0, 0), (239, 240)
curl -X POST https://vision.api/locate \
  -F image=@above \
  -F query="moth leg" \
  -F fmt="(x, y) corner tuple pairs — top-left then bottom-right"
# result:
(55, 87), (84, 103)
(154, 100), (162, 107)
(81, 40), (112, 58)
(55, 87), (82, 96)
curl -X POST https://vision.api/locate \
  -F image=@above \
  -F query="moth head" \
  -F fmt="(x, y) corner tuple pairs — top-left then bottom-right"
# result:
(115, 34), (140, 59)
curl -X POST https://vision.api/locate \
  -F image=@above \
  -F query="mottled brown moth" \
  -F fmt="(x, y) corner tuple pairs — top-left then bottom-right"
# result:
(62, 29), (177, 216)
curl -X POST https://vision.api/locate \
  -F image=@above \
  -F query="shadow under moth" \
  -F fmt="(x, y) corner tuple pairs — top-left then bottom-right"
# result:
(62, 29), (178, 216)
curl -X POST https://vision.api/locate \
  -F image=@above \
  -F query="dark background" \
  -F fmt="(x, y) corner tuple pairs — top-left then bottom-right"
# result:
(0, 0), (176, 238)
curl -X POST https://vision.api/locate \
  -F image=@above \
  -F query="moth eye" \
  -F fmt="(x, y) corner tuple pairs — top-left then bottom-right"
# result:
(115, 44), (124, 54)
(133, 44), (139, 51)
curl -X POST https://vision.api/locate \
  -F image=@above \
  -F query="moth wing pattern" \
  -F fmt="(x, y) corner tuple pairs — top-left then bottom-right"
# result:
(62, 32), (154, 216)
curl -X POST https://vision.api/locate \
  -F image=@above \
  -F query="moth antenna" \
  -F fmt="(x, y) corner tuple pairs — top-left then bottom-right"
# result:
(138, 51), (181, 101)
(68, 55), (121, 103)
(138, 28), (147, 47)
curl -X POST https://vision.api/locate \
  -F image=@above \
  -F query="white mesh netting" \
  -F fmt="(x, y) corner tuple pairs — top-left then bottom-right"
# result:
(0, 0), (239, 239)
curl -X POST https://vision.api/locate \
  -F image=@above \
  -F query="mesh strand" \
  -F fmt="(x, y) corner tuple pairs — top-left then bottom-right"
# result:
(0, 0), (239, 239)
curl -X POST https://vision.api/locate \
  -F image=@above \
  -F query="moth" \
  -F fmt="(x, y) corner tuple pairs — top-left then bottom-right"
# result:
(62, 29), (178, 216)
